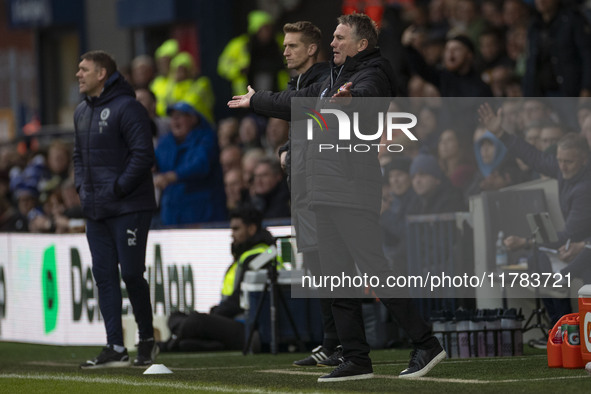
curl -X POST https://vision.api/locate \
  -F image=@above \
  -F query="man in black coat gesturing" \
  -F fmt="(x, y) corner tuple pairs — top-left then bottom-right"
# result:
(229, 13), (445, 382)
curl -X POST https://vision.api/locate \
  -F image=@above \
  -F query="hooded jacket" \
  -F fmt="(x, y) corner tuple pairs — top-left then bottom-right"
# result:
(73, 72), (156, 220)
(155, 116), (227, 225)
(251, 48), (397, 214)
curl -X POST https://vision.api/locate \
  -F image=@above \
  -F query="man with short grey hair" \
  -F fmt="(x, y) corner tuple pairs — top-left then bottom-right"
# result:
(229, 13), (445, 383)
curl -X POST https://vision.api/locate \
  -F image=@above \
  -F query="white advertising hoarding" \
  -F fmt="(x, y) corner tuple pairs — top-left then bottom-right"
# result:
(0, 226), (290, 345)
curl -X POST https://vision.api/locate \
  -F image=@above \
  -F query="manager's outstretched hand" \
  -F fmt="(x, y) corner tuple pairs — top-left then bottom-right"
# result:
(227, 85), (256, 109)
(330, 81), (353, 104)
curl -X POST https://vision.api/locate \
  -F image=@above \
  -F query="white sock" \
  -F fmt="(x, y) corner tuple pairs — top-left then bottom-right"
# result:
(112, 344), (126, 353)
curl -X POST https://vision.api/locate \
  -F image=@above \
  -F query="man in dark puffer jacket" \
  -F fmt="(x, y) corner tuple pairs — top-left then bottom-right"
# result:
(229, 13), (445, 382)
(74, 51), (157, 369)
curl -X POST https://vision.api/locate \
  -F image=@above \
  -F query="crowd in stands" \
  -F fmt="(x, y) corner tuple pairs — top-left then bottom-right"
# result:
(2, 1), (591, 239)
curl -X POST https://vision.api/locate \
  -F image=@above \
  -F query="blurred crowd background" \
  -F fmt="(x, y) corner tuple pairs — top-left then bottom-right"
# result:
(1, 0), (591, 237)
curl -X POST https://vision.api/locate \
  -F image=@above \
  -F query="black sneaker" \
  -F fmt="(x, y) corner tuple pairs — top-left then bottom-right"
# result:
(293, 345), (333, 367)
(318, 360), (374, 382)
(398, 344), (446, 379)
(317, 345), (343, 367)
(134, 339), (159, 367)
(80, 346), (130, 369)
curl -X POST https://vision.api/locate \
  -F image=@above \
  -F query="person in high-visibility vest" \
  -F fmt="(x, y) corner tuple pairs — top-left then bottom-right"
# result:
(158, 51), (215, 124)
(218, 10), (289, 95)
(151, 39), (179, 118)
(157, 204), (281, 352)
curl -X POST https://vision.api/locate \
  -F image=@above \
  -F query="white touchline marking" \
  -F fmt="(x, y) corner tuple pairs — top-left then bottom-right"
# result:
(163, 352), (243, 359)
(24, 362), (255, 372)
(257, 369), (589, 384)
(0, 373), (279, 393)
(26, 361), (78, 367)
(22, 354), (549, 370)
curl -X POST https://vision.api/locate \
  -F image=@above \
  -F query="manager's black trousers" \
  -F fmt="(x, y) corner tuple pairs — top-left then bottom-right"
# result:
(86, 210), (153, 347)
(315, 206), (438, 367)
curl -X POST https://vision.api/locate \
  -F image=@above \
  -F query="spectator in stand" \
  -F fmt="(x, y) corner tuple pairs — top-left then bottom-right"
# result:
(420, 38), (446, 68)
(504, 74), (524, 97)
(217, 117), (240, 149)
(437, 128), (477, 190)
(238, 114), (266, 152)
(505, 25), (528, 77)
(28, 188), (65, 233)
(524, 123), (543, 151)
(10, 141), (71, 208)
(407, 75), (441, 99)
(151, 39), (179, 117)
(165, 52), (215, 124)
(0, 195), (27, 232)
(224, 168), (250, 212)
(451, 0), (486, 48)
(413, 105), (441, 152)
(502, 0), (530, 30)
(218, 10), (288, 95)
(241, 148), (265, 190)
(402, 28), (492, 98)
(52, 178), (85, 233)
(539, 123), (565, 153)
(523, 0), (591, 97)
(503, 100), (526, 132)
(38, 140), (71, 201)
(476, 28), (513, 79)
(154, 102), (226, 225)
(488, 65), (515, 97)
(407, 153), (466, 215)
(220, 145), (243, 174)
(514, 122), (544, 182)
(379, 157), (416, 269)
(130, 55), (156, 90)
(12, 182), (43, 232)
(521, 98), (556, 128)
(465, 129), (523, 199)
(135, 88), (170, 142)
(481, 0), (505, 29)
(264, 117), (289, 157)
(427, 0), (451, 39)
(250, 157), (290, 219)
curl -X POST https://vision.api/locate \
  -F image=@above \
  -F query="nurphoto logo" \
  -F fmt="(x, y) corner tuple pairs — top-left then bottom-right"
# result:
(305, 108), (418, 153)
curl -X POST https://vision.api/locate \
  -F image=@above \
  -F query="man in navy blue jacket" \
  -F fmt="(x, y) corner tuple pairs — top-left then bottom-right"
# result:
(74, 51), (158, 368)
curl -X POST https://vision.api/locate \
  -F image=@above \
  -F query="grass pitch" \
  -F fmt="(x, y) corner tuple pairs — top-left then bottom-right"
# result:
(0, 342), (589, 393)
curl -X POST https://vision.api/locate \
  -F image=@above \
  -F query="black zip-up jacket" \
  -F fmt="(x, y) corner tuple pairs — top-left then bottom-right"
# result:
(73, 72), (157, 220)
(251, 49), (397, 214)
(278, 61), (331, 180)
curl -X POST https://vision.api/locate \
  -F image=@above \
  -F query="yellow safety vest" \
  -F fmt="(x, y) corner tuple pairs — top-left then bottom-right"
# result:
(221, 243), (283, 297)
(151, 75), (174, 118)
(217, 34), (289, 95)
